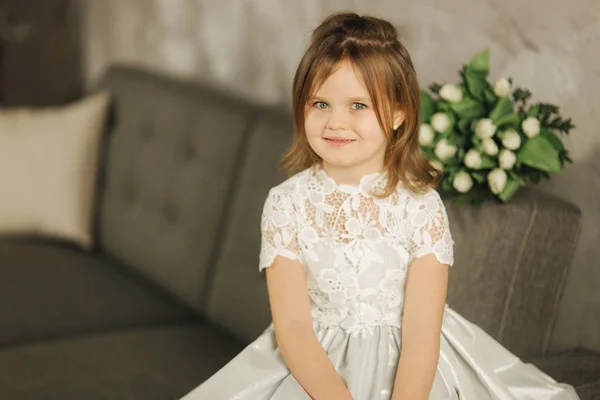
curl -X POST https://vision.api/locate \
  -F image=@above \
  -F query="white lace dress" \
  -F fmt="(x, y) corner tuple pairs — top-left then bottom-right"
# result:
(181, 165), (579, 400)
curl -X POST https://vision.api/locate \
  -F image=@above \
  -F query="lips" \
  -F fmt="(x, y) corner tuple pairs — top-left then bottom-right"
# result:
(324, 137), (356, 147)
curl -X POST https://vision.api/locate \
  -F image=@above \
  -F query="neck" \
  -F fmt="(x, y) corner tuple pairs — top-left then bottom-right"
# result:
(320, 161), (385, 185)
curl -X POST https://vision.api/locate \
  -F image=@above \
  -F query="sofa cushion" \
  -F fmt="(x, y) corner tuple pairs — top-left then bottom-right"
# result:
(204, 108), (292, 343)
(526, 349), (600, 400)
(0, 237), (195, 346)
(0, 92), (109, 249)
(0, 322), (244, 400)
(95, 66), (258, 312)
(444, 189), (582, 358)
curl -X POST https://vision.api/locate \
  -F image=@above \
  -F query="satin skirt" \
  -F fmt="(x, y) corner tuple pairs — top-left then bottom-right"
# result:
(180, 306), (580, 399)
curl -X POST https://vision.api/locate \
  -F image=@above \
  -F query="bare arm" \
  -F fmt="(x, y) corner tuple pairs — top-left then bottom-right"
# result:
(391, 254), (449, 400)
(265, 255), (353, 400)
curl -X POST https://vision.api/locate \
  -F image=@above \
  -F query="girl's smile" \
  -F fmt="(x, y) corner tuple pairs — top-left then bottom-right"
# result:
(323, 137), (357, 147)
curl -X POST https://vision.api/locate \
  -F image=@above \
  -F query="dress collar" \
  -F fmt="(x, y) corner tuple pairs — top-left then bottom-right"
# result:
(313, 163), (388, 195)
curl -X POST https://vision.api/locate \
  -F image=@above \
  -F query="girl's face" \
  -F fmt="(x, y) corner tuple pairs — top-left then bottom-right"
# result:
(304, 61), (399, 179)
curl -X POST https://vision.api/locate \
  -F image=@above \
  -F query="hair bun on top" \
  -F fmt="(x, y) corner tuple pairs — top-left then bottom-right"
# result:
(311, 12), (399, 44)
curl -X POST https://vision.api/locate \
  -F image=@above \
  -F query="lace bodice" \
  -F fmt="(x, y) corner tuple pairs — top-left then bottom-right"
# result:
(259, 165), (454, 337)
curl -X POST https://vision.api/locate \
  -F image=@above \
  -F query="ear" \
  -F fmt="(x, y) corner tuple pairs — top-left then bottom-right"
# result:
(392, 109), (406, 130)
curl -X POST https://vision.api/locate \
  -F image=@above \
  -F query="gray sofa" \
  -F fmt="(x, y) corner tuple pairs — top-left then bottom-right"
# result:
(0, 66), (598, 400)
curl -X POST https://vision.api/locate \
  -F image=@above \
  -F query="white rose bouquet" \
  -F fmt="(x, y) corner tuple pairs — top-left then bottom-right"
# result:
(419, 49), (575, 204)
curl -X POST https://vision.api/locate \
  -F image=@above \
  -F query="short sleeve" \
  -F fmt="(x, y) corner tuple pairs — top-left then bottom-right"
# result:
(258, 188), (300, 272)
(407, 189), (454, 266)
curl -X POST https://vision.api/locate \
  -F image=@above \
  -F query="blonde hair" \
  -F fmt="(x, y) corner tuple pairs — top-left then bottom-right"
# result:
(280, 12), (440, 197)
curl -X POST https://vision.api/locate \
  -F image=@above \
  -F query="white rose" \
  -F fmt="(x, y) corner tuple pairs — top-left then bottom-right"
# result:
(488, 168), (507, 195)
(499, 149), (517, 170)
(429, 160), (444, 172)
(453, 171), (473, 193)
(439, 84), (464, 103)
(522, 117), (541, 138)
(475, 118), (497, 139)
(431, 113), (452, 133)
(434, 138), (458, 161)
(501, 129), (521, 150)
(481, 138), (499, 156)
(493, 77), (512, 97)
(464, 149), (482, 169)
(418, 123), (435, 146)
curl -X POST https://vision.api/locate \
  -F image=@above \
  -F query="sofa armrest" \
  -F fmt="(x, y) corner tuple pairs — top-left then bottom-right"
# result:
(0, 236), (195, 346)
(444, 188), (582, 358)
(526, 348), (600, 400)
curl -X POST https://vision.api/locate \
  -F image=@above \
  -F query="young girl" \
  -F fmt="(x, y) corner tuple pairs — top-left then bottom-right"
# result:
(181, 12), (580, 400)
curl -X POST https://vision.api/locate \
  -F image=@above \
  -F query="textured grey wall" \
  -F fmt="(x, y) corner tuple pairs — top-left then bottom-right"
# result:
(81, 0), (600, 354)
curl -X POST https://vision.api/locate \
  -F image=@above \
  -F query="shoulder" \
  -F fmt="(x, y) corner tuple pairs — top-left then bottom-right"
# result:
(263, 167), (314, 216)
(266, 167), (313, 200)
(399, 185), (443, 206)
(398, 186), (450, 224)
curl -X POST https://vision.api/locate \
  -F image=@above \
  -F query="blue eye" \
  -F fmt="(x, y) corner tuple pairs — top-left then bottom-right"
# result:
(352, 103), (367, 110)
(314, 101), (329, 109)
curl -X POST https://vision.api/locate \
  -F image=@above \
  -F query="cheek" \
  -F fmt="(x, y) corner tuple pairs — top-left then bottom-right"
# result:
(304, 110), (326, 138)
(353, 112), (386, 144)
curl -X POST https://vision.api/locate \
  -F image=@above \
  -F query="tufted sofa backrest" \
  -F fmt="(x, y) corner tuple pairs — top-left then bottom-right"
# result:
(96, 67), (261, 312)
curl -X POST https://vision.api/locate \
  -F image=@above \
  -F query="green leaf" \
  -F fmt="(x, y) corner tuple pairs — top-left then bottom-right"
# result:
(421, 146), (436, 161)
(495, 113), (521, 128)
(472, 186), (491, 205)
(489, 97), (515, 124)
(517, 136), (562, 172)
(470, 135), (482, 147)
(508, 170), (525, 185)
(453, 194), (474, 205)
(479, 155), (497, 169)
(540, 128), (565, 151)
(484, 87), (497, 105)
(527, 168), (544, 183)
(467, 48), (490, 75)
(464, 69), (487, 100)
(441, 178), (453, 192)
(538, 103), (560, 123)
(450, 97), (486, 119)
(429, 83), (442, 95)
(457, 118), (471, 134)
(498, 178), (522, 202)
(527, 104), (540, 118)
(437, 102), (453, 113)
(447, 133), (466, 147)
(513, 88), (532, 106)
(447, 165), (461, 175)
(471, 172), (486, 183)
(445, 156), (462, 166)
(420, 90), (436, 122)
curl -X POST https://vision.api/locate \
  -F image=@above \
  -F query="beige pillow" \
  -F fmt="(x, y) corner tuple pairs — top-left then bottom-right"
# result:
(0, 92), (110, 249)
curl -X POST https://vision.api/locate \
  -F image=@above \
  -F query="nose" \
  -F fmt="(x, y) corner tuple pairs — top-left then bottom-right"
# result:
(325, 108), (348, 131)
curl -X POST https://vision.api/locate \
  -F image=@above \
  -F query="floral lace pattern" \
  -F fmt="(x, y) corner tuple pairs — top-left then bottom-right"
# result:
(259, 165), (454, 337)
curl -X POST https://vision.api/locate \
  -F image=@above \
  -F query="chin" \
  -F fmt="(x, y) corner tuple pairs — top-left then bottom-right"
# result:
(320, 154), (362, 169)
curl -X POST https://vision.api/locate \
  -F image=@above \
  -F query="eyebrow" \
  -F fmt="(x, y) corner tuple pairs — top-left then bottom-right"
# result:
(309, 95), (372, 103)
